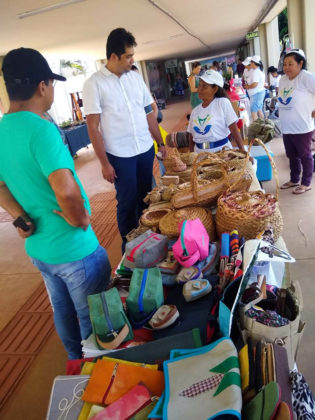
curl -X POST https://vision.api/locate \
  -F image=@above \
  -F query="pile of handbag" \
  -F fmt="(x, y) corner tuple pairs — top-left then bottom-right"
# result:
(218, 237), (310, 419)
(88, 219), (221, 355)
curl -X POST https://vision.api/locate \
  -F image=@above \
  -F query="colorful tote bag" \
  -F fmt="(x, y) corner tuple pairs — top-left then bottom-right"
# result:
(163, 337), (242, 420)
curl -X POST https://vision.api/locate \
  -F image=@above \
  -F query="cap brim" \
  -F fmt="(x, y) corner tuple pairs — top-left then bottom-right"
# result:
(52, 73), (66, 81)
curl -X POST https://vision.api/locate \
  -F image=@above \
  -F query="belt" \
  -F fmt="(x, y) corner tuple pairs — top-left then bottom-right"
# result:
(195, 137), (229, 150)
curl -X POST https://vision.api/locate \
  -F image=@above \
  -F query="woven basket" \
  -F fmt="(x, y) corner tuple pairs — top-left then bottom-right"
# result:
(179, 152), (198, 166)
(159, 207), (216, 240)
(140, 208), (172, 229)
(215, 148), (248, 170)
(171, 152), (229, 209)
(126, 224), (150, 242)
(164, 148), (187, 173)
(216, 138), (283, 240)
(166, 167), (192, 183)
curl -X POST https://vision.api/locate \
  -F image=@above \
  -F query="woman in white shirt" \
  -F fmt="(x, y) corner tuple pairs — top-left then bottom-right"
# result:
(244, 55), (265, 121)
(187, 70), (245, 154)
(278, 49), (315, 194)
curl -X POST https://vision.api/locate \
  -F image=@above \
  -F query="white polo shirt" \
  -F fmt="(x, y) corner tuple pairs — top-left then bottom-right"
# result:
(82, 66), (154, 157)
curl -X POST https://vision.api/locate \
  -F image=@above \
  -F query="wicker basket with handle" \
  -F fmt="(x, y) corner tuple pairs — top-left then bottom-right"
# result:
(171, 152), (229, 209)
(159, 206), (216, 240)
(216, 138), (283, 240)
(215, 148), (248, 171)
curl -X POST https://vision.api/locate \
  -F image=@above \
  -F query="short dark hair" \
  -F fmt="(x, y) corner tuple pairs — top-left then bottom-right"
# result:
(106, 28), (137, 60)
(192, 62), (201, 69)
(284, 52), (307, 70)
(268, 66), (278, 74)
(5, 79), (49, 101)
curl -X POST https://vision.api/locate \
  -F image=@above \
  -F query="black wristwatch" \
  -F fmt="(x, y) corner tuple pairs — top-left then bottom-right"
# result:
(157, 143), (165, 147)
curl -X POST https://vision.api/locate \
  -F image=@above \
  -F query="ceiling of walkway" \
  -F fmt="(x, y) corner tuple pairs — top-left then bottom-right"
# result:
(0, 0), (286, 61)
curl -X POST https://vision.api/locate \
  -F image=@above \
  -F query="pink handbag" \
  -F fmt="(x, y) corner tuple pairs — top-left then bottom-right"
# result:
(172, 219), (209, 267)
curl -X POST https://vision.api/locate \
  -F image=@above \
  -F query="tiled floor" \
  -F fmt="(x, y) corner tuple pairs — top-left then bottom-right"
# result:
(0, 94), (315, 418)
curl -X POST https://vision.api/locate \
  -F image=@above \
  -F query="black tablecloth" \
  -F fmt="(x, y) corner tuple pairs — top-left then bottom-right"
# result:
(63, 124), (90, 156)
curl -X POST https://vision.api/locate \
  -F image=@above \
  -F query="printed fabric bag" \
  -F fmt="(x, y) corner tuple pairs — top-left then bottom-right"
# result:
(172, 218), (209, 267)
(124, 230), (168, 269)
(290, 370), (315, 419)
(88, 287), (133, 350)
(126, 267), (164, 327)
(163, 337), (242, 420)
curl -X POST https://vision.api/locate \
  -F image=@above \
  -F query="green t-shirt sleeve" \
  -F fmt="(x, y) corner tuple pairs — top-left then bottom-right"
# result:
(31, 121), (74, 178)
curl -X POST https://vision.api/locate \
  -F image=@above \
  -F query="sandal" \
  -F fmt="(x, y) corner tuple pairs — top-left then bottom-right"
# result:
(280, 181), (300, 189)
(292, 185), (312, 194)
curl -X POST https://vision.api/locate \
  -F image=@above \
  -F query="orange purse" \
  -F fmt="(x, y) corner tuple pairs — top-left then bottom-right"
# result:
(81, 359), (164, 405)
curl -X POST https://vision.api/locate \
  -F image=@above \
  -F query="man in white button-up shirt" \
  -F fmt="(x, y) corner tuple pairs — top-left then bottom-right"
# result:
(83, 28), (166, 251)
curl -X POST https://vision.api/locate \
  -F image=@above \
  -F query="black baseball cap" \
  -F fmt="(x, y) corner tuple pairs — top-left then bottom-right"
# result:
(2, 47), (66, 84)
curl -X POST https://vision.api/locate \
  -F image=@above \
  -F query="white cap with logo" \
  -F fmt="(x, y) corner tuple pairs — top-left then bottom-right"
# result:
(199, 70), (224, 87)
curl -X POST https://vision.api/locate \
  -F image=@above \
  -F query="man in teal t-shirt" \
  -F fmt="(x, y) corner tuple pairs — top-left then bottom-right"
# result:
(0, 48), (111, 359)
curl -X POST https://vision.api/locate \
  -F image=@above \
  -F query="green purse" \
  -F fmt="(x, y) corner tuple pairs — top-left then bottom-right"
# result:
(126, 268), (164, 327)
(88, 287), (133, 350)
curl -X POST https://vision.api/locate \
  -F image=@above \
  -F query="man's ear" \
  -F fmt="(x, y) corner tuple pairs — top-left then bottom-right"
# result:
(109, 53), (119, 62)
(37, 80), (47, 97)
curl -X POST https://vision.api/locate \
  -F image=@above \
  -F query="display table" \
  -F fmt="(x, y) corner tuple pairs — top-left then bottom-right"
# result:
(62, 124), (90, 156)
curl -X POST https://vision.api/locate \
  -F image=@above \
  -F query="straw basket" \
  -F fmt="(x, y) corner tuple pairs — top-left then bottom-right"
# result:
(216, 138), (283, 240)
(171, 152), (229, 209)
(166, 167), (192, 183)
(164, 148), (187, 173)
(215, 148), (248, 171)
(200, 165), (252, 192)
(179, 152), (198, 166)
(159, 207), (216, 240)
(140, 208), (171, 229)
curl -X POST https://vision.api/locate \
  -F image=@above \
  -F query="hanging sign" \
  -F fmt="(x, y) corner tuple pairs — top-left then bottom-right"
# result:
(246, 31), (258, 40)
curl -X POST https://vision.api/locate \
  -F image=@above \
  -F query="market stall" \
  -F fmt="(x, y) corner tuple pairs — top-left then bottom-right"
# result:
(46, 142), (311, 420)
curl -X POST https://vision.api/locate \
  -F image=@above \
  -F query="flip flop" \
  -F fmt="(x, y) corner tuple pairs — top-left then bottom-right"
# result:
(280, 181), (300, 189)
(292, 185), (312, 194)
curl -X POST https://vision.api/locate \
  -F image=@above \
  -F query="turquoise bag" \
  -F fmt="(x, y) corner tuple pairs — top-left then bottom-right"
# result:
(126, 267), (164, 327)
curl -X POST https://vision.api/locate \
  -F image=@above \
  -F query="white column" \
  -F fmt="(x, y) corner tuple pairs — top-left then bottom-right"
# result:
(303, 0), (315, 72)
(265, 17), (280, 68)
(287, 0), (304, 49)
(253, 37), (261, 57)
(258, 24), (268, 75)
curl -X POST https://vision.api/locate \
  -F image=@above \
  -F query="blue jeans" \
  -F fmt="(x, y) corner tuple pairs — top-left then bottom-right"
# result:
(31, 245), (111, 359)
(107, 146), (155, 252)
